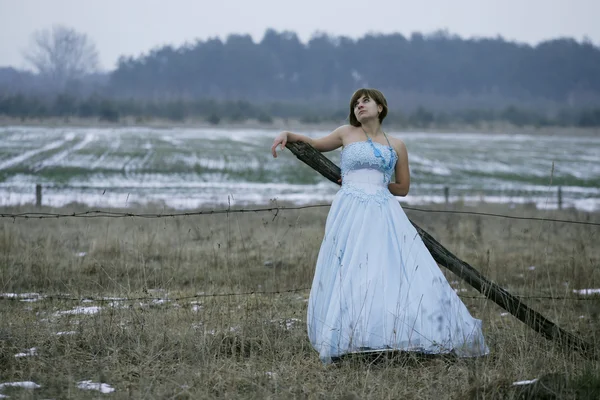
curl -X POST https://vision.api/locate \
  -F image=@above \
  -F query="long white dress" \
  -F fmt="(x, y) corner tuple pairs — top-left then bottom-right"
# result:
(307, 137), (489, 363)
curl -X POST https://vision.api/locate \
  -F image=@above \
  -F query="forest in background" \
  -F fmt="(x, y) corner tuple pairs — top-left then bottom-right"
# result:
(1, 29), (600, 128)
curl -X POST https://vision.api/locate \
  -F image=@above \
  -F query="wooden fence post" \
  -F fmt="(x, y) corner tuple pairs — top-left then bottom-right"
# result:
(36, 184), (42, 208)
(558, 186), (563, 210)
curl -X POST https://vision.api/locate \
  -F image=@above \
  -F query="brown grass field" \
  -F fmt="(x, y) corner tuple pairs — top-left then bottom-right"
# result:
(1, 200), (600, 399)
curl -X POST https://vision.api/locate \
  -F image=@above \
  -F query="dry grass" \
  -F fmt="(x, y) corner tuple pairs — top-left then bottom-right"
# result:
(1, 201), (600, 399)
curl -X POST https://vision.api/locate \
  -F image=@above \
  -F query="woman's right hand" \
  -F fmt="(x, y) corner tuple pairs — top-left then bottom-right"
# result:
(271, 131), (289, 158)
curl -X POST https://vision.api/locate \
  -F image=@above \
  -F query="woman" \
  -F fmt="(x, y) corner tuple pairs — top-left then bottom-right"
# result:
(271, 88), (489, 363)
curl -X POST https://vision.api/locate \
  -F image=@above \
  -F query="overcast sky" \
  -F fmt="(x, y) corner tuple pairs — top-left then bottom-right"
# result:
(1, 0), (598, 71)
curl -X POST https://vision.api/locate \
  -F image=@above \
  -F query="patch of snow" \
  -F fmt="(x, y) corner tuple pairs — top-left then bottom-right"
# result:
(20, 298), (42, 303)
(57, 331), (77, 336)
(54, 306), (101, 316)
(0, 381), (41, 391)
(14, 348), (37, 358)
(512, 378), (538, 386)
(77, 380), (115, 394)
(271, 318), (302, 330)
(1, 292), (42, 300)
(573, 288), (600, 295)
(108, 301), (129, 309)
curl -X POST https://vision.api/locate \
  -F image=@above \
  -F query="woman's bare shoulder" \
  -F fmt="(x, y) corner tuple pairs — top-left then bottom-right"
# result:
(332, 124), (358, 139)
(333, 124), (354, 134)
(388, 135), (407, 150)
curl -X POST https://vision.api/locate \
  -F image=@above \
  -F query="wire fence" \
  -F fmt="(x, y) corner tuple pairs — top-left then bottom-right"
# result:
(1, 202), (598, 304)
(1, 204), (599, 227)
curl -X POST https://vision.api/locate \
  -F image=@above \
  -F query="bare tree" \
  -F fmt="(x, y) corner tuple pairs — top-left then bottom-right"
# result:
(24, 25), (99, 88)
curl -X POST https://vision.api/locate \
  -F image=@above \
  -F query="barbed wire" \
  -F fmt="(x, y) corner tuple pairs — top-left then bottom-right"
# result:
(404, 206), (600, 226)
(1, 204), (599, 227)
(2, 205), (598, 305)
(1, 288), (599, 303)
(0, 204), (325, 220)
(457, 294), (600, 301)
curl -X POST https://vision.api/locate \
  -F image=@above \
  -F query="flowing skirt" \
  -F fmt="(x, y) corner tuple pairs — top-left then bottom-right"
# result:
(307, 169), (489, 363)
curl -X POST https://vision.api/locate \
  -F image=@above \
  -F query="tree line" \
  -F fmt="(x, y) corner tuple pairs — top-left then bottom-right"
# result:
(2, 93), (599, 128)
(108, 29), (600, 109)
(2, 26), (600, 129)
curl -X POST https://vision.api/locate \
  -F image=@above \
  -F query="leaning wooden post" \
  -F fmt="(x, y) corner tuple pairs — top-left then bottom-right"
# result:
(285, 141), (595, 358)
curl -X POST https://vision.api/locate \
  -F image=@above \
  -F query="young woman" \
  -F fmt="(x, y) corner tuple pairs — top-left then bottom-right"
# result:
(271, 88), (489, 363)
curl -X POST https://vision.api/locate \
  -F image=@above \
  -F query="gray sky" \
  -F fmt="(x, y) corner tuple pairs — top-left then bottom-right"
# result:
(1, 0), (598, 71)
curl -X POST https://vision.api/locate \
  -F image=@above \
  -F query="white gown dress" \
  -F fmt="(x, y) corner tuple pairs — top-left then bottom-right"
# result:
(307, 136), (489, 363)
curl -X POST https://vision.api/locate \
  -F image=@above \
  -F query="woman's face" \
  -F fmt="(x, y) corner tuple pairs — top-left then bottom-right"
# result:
(353, 95), (381, 123)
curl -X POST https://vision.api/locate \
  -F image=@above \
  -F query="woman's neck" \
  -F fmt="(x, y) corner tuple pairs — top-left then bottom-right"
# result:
(361, 120), (382, 138)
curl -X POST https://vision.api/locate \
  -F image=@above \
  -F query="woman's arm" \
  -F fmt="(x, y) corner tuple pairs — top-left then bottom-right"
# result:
(388, 139), (410, 196)
(271, 126), (347, 158)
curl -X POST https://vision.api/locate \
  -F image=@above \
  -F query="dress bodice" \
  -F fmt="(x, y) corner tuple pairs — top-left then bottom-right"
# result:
(341, 139), (397, 184)
(339, 139), (398, 204)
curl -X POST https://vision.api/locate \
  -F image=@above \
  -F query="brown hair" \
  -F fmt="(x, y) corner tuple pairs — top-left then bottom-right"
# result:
(348, 88), (388, 127)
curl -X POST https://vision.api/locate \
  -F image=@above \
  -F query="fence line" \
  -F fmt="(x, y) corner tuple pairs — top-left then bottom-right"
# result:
(1, 289), (599, 303)
(2, 204), (597, 305)
(33, 184), (570, 211)
(1, 204), (599, 227)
